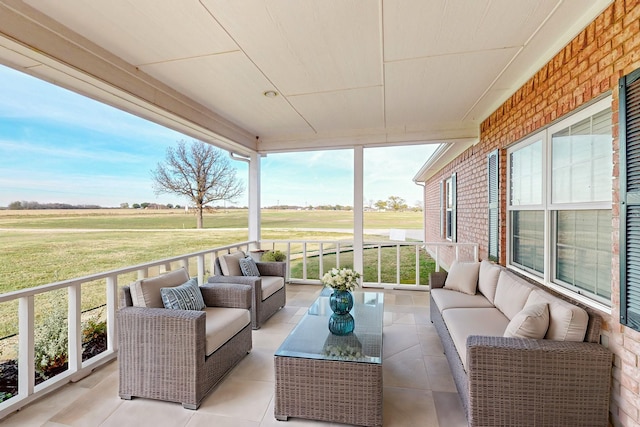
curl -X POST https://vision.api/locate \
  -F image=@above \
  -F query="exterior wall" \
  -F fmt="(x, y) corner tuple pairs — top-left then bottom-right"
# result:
(423, 1), (640, 425)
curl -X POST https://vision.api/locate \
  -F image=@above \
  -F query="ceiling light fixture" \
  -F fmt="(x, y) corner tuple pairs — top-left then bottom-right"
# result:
(263, 90), (278, 98)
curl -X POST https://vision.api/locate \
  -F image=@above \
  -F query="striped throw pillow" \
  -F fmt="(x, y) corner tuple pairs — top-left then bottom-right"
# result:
(160, 278), (205, 310)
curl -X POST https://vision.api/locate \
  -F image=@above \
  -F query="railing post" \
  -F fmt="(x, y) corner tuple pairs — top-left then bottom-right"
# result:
(377, 244), (382, 284)
(68, 283), (82, 373)
(336, 243), (340, 268)
(18, 295), (35, 397)
(415, 245), (420, 285)
(396, 244), (401, 285)
(197, 254), (205, 285)
(302, 242), (308, 281)
(435, 246), (440, 272)
(319, 243), (324, 278)
(106, 275), (117, 352)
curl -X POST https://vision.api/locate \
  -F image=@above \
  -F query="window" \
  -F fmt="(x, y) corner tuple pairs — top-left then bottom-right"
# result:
(620, 67), (640, 331)
(488, 150), (499, 261)
(443, 173), (456, 241)
(507, 97), (612, 307)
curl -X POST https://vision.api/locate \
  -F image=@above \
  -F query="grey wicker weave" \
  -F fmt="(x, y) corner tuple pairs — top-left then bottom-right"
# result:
(208, 257), (286, 329)
(118, 282), (252, 409)
(274, 292), (384, 427)
(429, 271), (613, 427)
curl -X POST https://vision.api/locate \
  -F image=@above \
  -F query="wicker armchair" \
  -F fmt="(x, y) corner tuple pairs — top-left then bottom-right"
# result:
(118, 279), (252, 409)
(208, 254), (286, 329)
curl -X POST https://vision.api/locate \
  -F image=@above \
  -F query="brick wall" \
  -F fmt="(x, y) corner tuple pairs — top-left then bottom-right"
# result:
(423, 1), (640, 425)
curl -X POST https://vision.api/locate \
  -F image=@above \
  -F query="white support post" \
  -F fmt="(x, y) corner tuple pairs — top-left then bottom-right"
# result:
(354, 146), (364, 278)
(197, 254), (205, 285)
(248, 152), (261, 247)
(106, 276), (117, 351)
(68, 283), (82, 373)
(18, 296), (35, 397)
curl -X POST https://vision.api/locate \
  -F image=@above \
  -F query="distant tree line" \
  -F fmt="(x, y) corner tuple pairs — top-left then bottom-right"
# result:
(8, 201), (101, 210)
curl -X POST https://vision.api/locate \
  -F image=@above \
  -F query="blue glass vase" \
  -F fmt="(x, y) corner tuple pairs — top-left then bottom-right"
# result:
(329, 290), (353, 315)
(328, 313), (355, 335)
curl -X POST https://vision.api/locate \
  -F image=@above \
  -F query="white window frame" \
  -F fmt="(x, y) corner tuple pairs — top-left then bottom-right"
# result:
(506, 97), (612, 312)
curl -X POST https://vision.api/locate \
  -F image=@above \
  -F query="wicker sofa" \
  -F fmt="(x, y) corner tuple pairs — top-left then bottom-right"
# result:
(430, 260), (612, 427)
(208, 251), (286, 329)
(118, 268), (252, 409)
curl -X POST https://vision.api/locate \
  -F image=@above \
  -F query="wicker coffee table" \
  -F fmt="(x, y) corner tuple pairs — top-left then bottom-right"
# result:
(274, 290), (384, 426)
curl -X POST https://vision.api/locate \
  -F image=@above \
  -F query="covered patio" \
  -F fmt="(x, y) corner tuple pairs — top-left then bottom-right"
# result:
(2, 285), (468, 427)
(0, 0), (636, 426)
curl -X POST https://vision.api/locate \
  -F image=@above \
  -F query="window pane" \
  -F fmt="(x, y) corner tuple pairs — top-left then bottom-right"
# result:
(551, 109), (612, 203)
(511, 210), (544, 274)
(510, 140), (542, 206)
(555, 210), (611, 300)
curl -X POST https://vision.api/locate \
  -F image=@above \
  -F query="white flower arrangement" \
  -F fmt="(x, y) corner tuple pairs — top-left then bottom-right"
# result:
(321, 267), (361, 292)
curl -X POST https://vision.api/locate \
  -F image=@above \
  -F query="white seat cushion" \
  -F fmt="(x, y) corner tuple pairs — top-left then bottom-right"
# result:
(219, 252), (245, 276)
(261, 276), (284, 301)
(526, 290), (588, 341)
(129, 268), (190, 308)
(442, 307), (510, 371)
(430, 288), (494, 311)
(203, 307), (251, 356)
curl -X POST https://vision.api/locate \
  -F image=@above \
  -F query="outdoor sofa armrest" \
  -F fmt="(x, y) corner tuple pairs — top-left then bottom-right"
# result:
(256, 261), (286, 278)
(207, 275), (262, 299)
(466, 335), (612, 427)
(429, 271), (447, 289)
(117, 306), (207, 365)
(200, 283), (252, 309)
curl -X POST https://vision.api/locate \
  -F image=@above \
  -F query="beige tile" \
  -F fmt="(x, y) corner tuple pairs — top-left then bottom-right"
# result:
(187, 412), (260, 427)
(390, 312), (416, 325)
(424, 356), (457, 392)
(1, 383), (89, 427)
(197, 377), (274, 422)
(393, 294), (414, 306)
(252, 331), (289, 350)
(49, 373), (122, 426)
(74, 358), (118, 389)
(432, 391), (467, 427)
(258, 396), (335, 427)
(100, 398), (194, 427)
(418, 331), (445, 356)
(383, 323), (420, 359)
(383, 345), (430, 390)
(229, 348), (275, 382)
(383, 386), (439, 426)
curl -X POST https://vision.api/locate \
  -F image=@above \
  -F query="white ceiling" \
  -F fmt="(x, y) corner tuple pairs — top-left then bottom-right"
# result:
(0, 0), (612, 155)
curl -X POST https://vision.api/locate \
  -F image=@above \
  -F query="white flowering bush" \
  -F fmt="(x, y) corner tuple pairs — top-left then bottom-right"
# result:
(321, 267), (361, 292)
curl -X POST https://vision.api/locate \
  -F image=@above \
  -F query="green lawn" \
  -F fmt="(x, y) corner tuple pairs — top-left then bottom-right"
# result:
(0, 209), (426, 340)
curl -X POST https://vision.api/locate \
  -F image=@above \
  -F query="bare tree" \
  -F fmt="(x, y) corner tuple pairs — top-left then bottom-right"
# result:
(152, 140), (244, 228)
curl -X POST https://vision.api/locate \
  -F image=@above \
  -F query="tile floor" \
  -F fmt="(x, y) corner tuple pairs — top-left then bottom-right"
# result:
(1, 285), (467, 427)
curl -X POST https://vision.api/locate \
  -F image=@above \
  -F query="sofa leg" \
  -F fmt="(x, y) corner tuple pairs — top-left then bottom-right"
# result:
(119, 394), (132, 401)
(182, 402), (199, 410)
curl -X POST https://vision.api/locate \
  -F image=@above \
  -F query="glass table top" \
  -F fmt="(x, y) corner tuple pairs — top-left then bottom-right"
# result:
(275, 290), (384, 364)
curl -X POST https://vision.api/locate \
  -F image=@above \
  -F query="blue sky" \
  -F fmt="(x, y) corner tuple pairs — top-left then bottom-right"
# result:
(0, 65), (437, 208)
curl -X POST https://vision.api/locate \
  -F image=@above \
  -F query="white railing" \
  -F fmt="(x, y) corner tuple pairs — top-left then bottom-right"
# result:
(0, 240), (255, 420)
(260, 240), (478, 288)
(0, 238), (477, 419)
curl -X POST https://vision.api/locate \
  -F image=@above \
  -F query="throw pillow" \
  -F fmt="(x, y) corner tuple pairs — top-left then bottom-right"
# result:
(219, 251), (245, 276)
(503, 303), (550, 339)
(239, 256), (261, 276)
(443, 261), (480, 295)
(160, 278), (206, 311)
(477, 260), (501, 303)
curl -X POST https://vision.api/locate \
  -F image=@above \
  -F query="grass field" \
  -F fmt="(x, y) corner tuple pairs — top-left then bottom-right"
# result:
(0, 209), (426, 341)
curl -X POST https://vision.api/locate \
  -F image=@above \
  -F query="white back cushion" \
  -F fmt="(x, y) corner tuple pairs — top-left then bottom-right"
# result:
(493, 271), (536, 320)
(526, 290), (588, 341)
(129, 268), (190, 308)
(444, 261), (480, 295)
(477, 260), (501, 304)
(219, 251), (245, 276)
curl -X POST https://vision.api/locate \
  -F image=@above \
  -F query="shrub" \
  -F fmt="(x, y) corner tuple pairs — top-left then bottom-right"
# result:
(34, 309), (68, 379)
(262, 250), (286, 262)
